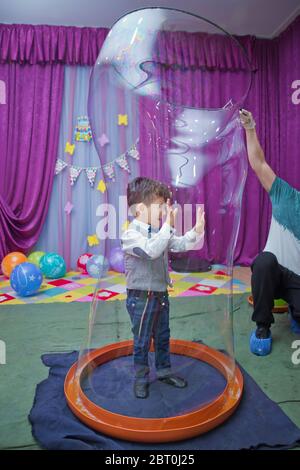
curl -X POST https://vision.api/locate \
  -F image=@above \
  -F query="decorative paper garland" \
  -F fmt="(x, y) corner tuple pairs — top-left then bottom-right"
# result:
(55, 141), (140, 187)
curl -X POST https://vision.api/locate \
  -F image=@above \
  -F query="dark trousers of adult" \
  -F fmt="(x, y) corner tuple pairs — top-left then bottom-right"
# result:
(251, 251), (300, 327)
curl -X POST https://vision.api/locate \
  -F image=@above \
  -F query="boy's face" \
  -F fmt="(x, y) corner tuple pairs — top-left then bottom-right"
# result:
(136, 196), (166, 229)
(148, 196), (166, 229)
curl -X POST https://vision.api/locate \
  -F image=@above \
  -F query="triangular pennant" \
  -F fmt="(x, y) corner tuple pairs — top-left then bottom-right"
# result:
(69, 166), (82, 186)
(55, 159), (68, 175)
(103, 163), (116, 181)
(126, 144), (140, 160)
(116, 153), (131, 173)
(85, 167), (97, 187)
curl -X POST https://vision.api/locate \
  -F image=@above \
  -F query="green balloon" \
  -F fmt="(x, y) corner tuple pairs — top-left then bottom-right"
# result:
(28, 251), (46, 268)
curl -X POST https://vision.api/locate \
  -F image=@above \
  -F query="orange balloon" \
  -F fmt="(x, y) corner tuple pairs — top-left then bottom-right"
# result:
(1, 252), (28, 277)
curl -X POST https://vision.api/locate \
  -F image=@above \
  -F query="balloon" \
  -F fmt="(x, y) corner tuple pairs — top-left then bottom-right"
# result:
(77, 253), (93, 274)
(10, 262), (43, 296)
(1, 252), (27, 278)
(86, 255), (109, 279)
(109, 247), (125, 273)
(40, 252), (66, 279)
(28, 251), (46, 268)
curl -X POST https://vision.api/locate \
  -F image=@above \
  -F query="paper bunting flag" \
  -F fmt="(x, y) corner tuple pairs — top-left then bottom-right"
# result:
(70, 166), (82, 185)
(97, 179), (107, 193)
(116, 154), (130, 173)
(118, 114), (128, 126)
(87, 234), (99, 247)
(55, 159), (68, 175)
(85, 167), (97, 187)
(127, 144), (140, 160)
(55, 139), (140, 186)
(65, 141), (75, 155)
(103, 163), (116, 181)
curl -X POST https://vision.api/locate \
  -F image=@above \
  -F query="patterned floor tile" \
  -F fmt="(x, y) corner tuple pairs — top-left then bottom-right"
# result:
(0, 267), (252, 305)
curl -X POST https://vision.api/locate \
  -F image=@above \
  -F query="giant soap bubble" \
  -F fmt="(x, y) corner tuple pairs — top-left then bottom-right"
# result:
(65, 7), (252, 443)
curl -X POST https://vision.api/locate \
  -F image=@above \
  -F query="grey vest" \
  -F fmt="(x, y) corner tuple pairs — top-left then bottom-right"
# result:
(124, 248), (171, 292)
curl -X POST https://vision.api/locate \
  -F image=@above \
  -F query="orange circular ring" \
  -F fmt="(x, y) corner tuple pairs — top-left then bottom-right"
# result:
(247, 295), (288, 314)
(64, 339), (243, 443)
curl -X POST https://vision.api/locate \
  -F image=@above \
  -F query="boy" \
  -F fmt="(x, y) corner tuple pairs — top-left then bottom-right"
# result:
(240, 109), (300, 356)
(121, 177), (205, 398)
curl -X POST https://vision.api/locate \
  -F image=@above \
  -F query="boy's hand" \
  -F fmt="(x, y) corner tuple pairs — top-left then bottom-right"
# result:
(194, 206), (205, 235)
(239, 109), (256, 130)
(166, 199), (178, 228)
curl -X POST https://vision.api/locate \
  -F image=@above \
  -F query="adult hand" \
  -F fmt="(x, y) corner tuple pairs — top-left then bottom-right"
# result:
(239, 109), (256, 130)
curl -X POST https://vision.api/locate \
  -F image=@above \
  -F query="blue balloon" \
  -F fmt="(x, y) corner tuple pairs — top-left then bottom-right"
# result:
(10, 262), (43, 297)
(86, 255), (109, 279)
(40, 252), (66, 279)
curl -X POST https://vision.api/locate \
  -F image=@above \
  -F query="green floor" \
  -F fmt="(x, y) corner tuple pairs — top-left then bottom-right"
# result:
(0, 294), (299, 450)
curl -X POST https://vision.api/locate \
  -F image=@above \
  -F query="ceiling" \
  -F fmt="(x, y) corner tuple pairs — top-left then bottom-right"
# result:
(1, 0), (300, 38)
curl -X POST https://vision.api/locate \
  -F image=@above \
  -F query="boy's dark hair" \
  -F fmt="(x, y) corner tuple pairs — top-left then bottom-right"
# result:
(127, 177), (171, 208)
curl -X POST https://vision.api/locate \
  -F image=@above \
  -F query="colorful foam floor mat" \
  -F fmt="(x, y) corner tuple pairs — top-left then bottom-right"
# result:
(0, 266), (251, 305)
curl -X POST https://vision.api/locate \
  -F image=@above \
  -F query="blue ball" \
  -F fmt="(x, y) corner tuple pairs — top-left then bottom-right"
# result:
(86, 255), (109, 279)
(10, 262), (43, 297)
(40, 252), (66, 279)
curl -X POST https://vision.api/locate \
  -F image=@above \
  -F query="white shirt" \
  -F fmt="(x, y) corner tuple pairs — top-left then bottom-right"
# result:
(121, 219), (204, 260)
(121, 219), (204, 291)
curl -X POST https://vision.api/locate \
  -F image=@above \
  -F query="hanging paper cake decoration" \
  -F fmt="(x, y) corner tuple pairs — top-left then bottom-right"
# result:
(75, 116), (93, 142)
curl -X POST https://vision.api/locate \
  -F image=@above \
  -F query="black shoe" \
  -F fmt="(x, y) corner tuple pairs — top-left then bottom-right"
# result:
(255, 325), (271, 339)
(134, 381), (149, 399)
(158, 375), (187, 388)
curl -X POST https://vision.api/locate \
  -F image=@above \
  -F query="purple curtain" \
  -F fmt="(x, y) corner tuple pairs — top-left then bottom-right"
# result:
(139, 18), (300, 265)
(0, 63), (64, 260)
(0, 24), (108, 65)
(0, 19), (299, 266)
(0, 25), (108, 265)
(154, 31), (257, 71)
(139, 68), (251, 265)
(278, 16), (300, 189)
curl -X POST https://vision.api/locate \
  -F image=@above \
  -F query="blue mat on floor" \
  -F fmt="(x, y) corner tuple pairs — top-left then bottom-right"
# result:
(29, 351), (300, 450)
